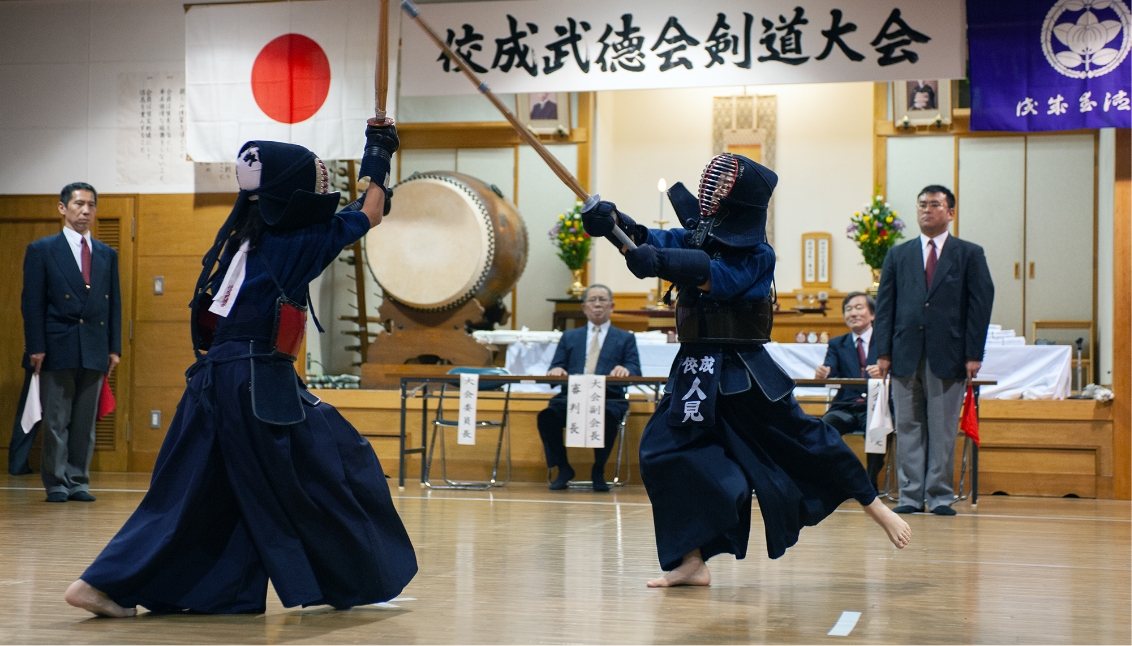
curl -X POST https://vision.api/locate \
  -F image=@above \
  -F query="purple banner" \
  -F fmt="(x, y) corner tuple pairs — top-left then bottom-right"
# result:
(969, 0), (1131, 131)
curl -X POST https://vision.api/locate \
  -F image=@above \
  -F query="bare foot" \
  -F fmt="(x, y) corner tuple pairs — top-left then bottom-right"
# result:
(65, 580), (136, 618)
(646, 550), (711, 587)
(863, 498), (912, 549)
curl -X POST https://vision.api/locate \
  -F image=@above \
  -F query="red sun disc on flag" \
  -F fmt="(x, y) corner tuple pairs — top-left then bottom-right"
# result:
(251, 34), (331, 124)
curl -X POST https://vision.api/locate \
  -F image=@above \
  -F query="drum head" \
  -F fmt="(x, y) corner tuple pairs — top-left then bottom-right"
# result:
(366, 174), (494, 310)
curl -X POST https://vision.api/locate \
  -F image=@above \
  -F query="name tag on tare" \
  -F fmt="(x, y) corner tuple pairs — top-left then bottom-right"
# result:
(457, 374), (479, 445)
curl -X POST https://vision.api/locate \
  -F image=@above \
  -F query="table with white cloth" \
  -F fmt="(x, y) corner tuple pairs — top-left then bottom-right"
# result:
(495, 335), (1070, 401)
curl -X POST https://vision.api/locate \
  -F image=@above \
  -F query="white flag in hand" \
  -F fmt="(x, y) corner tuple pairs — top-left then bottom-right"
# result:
(21, 374), (41, 435)
(865, 378), (892, 454)
(185, 0), (387, 162)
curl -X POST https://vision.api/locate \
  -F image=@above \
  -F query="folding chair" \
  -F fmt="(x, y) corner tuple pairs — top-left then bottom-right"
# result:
(423, 367), (511, 490)
(954, 432), (976, 503)
(822, 384), (899, 501)
(553, 394), (632, 489)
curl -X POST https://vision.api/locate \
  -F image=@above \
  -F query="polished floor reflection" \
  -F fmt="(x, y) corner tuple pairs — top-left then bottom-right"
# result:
(1, 472), (1128, 644)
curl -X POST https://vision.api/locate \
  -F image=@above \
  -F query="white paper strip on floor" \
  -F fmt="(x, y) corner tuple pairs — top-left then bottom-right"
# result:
(457, 374), (479, 445)
(584, 375), (606, 449)
(566, 375), (586, 447)
(827, 611), (861, 636)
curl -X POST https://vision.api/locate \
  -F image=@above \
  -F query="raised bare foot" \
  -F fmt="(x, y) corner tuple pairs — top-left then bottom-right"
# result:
(646, 550), (711, 588)
(863, 498), (912, 549)
(64, 580), (136, 618)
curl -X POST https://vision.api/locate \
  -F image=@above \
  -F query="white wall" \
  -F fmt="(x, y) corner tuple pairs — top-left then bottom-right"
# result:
(0, 0), (198, 195)
(592, 82), (877, 296)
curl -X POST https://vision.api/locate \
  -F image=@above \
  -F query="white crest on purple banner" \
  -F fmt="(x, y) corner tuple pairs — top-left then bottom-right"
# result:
(1041, 0), (1131, 78)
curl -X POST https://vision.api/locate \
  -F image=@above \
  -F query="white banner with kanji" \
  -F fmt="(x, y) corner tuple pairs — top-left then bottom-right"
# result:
(457, 374), (479, 445)
(583, 376), (606, 449)
(565, 375), (587, 448)
(565, 375), (606, 448)
(400, 0), (964, 96)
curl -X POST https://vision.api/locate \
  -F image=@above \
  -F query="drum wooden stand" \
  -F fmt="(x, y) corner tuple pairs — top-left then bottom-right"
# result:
(361, 299), (495, 387)
(360, 171), (526, 389)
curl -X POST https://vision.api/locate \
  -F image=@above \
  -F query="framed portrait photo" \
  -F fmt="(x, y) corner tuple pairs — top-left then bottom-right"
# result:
(516, 92), (571, 136)
(893, 79), (953, 126)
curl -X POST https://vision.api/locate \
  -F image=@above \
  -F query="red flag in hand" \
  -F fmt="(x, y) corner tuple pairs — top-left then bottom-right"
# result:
(959, 383), (979, 447)
(97, 375), (116, 420)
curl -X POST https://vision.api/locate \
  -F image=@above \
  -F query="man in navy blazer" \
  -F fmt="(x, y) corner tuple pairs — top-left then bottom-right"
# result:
(21, 183), (121, 503)
(815, 292), (885, 492)
(874, 185), (993, 516)
(538, 284), (641, 491)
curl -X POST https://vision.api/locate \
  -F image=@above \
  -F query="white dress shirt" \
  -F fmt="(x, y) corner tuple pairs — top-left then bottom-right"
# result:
(919, 230), (949, 268)
(62, 226), (93, 273)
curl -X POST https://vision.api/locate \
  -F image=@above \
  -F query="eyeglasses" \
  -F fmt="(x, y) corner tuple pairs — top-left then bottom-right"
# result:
(917, 200), (946, 210)
(584, 296), (611, 304)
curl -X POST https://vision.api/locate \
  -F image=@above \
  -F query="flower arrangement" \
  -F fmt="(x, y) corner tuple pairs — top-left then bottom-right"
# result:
(847, 193), (906, 269)
(548, 201), (591, 271)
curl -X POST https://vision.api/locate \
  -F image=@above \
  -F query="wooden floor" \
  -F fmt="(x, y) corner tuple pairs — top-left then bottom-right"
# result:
(0, 472), (1128, 644)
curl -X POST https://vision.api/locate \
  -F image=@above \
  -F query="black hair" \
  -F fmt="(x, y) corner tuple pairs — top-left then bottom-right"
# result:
(231, 200), (268, 249)
(910, 84), (936, 108)
(843, 291), (875, 314)
(582, 284), (613, 302)
(60, 182), (97, 206)
(918, 185), (955, 209)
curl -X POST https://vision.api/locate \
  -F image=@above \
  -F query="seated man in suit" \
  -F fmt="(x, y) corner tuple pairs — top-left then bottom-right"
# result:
(539, 284), (641, 491)
(815, 291), (885, 493)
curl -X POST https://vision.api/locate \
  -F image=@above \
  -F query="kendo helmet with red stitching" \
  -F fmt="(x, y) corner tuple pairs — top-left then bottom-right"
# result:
(235, 140), (340, 230)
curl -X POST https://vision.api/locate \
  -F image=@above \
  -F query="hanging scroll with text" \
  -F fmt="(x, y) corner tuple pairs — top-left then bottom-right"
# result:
(400, 0), (964, 96)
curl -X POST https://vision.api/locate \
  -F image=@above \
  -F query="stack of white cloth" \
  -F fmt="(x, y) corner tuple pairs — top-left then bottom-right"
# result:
(985, 324), (1026, 346)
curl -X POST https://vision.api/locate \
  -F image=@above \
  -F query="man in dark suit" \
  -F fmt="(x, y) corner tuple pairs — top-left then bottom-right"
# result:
(538, 284), (641, 491)
(22, 182), (121, 503)
(874, 185), (993, 516)
(815, 291), (885, 492)
(529, 93), (558, 120)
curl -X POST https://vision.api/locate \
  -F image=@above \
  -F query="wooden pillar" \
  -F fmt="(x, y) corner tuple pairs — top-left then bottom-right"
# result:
(577, 91), (595, 287)
(1114, 128), (1130, 500)
(872, 82), (888, 195)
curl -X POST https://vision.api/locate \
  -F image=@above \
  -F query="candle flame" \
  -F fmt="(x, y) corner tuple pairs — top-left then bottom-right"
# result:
(657, 178), (667, 192)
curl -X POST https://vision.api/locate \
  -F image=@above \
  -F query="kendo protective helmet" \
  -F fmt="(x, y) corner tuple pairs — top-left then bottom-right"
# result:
(694, 153), (778, 247)
(235, 140), (340, 230)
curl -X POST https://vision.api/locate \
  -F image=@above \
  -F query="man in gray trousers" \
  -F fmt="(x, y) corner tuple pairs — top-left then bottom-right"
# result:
(21, 182), (120, 502)
(873, 185), (993, 515)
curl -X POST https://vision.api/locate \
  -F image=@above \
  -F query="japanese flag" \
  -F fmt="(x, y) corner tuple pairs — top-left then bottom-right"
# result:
(186, 0), (396, 162)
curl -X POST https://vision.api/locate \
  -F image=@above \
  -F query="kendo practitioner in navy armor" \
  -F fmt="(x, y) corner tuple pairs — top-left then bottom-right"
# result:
(581, 153), (912, 587)
(64, 120), (417, 616)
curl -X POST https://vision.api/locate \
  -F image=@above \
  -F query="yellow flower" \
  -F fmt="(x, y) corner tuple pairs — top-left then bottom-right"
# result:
(863, 216), (871, 223)
(886, 216), (893, 223)
(854, 211), (860, 216)
(892, 211), (898, 216)
(860, 234), (869, 242)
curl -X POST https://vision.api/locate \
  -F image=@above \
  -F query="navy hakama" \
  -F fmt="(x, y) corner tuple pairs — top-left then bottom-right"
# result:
(80, 209), (417, 613)
(640, 351), (877, 569)
(640, 347), (877, 571)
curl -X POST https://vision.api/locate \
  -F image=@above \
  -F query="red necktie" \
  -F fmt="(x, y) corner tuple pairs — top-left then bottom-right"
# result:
(857, 337), (867, 378)
(80, 237), (91, 286)
(924, 239), (938, 289)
